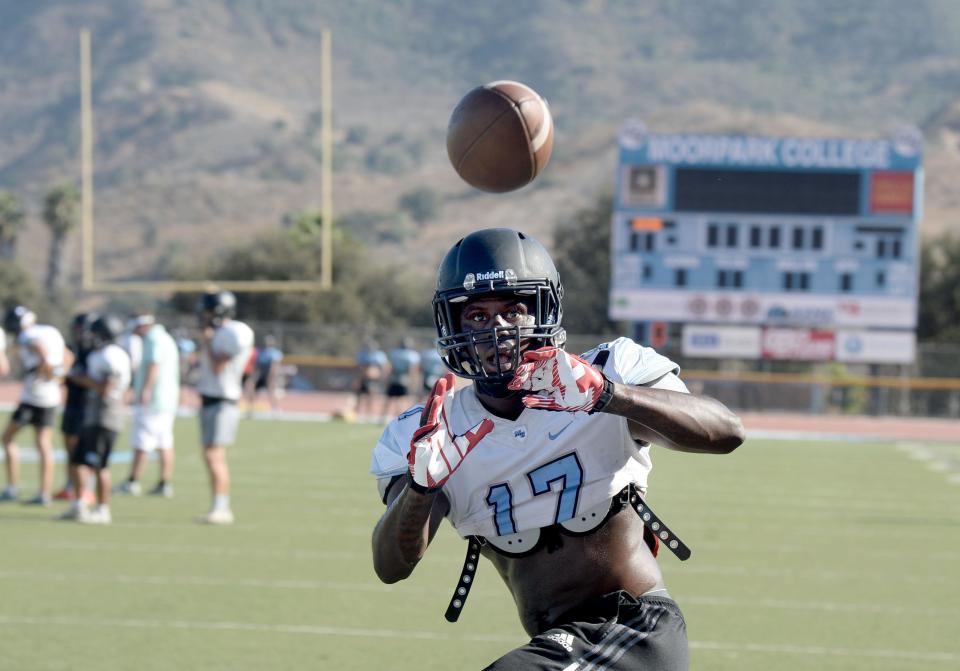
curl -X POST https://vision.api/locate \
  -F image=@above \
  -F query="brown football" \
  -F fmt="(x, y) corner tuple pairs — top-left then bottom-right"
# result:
(446, 80), (554, 193)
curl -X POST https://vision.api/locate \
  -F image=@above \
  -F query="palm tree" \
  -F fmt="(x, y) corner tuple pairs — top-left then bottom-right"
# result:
(0, 190), (25, 260)
(42, 182), (80, 301)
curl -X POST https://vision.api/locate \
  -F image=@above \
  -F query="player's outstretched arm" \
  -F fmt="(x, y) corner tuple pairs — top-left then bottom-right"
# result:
(509, 346), (744, 454)
(604, 383), (745, 454)
(372, 373), (493, 583)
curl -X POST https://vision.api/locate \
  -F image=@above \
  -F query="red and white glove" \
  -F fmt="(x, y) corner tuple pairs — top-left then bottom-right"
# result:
(408, 373), (494, 493)
(507, 346), (614, 413)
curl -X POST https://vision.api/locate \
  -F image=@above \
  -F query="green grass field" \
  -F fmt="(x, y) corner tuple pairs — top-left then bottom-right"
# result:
(0, 415), (957, 670)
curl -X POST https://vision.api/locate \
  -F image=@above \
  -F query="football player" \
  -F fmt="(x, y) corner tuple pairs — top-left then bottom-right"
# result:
(60, 314), (131, 524)
(1, 306), (70, 505)
(195, 290), (254, 524)
(54, 312), (98, 502)
(370, 228), (745, 670)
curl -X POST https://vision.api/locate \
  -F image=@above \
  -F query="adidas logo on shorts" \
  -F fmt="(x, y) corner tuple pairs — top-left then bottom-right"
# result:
(543, 632), (574, 653)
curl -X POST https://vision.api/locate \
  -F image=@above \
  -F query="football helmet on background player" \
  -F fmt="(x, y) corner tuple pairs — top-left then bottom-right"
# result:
(198, 290), (237, 327)
(89, 314), (125, 347)
(3, 305), (36, 336)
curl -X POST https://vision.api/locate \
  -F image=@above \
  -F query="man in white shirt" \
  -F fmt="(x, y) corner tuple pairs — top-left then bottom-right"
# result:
(195, 290), (254, 524)
(0, 325), (10, 378)
(1, 306), (70, 505)
(116, 313), (180, 498)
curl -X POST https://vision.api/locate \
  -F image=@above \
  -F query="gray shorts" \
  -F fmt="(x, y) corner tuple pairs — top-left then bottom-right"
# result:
(200, 398), (240, 447)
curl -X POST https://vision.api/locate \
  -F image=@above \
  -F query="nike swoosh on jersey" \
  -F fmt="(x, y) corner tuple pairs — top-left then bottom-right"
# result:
(548, 421), (574, 440)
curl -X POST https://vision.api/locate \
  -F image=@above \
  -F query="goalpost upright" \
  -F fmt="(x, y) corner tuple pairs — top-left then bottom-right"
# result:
(78, 28), (334, 293)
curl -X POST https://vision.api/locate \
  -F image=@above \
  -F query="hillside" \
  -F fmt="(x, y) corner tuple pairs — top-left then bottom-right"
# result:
(1, 0), (959, 288)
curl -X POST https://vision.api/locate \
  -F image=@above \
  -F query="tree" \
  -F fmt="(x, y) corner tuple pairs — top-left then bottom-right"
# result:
(551, 192), (621, 336)
(42, 182), (80, 302)
(169, 224), (432, 354)
(918, 233), (960, 344)
(0, 259), (42, 312)
(0, 190), (25, 260)
(398, 187), (441, 224)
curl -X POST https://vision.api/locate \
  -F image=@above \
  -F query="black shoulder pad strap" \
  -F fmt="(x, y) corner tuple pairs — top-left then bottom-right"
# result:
(445, 537), (482, 622)
(591, 349), (611, 369)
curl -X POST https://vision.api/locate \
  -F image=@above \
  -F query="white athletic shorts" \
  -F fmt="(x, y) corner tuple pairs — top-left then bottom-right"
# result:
(131, 407), (175, 452)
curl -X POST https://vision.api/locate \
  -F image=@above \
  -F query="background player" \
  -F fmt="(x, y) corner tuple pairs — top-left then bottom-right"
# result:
(0, 306), (69, 505)
(116, 313), (180, 498)
(62, 315), (131, 524)
(379, 337), (420, 421)
(195, 290), (254, 524)
(245, 334), (283, 415)
(54, 312), (97, 502)
(418, 343), (445, 405)
(370, 228), (744, 669)
(0, 323), (9, 378)
(352, 338), (387, 421)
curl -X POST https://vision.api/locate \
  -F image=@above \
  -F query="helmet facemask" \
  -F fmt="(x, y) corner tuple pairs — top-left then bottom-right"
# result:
(434, 279), (565, 389)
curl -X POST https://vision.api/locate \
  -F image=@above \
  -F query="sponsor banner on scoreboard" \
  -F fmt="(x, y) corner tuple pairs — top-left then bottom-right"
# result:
(762, 328), (835, 361)
(609, 289), (917, 329)
(682, 325), (761, 359)
(835, 330), (916, 364)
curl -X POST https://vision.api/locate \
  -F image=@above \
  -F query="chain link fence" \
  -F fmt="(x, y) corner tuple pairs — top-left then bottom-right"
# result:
(161, 320), (960, 419)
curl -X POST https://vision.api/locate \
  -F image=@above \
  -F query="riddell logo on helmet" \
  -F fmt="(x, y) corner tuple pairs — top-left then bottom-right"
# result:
(462, 269), (517, 290)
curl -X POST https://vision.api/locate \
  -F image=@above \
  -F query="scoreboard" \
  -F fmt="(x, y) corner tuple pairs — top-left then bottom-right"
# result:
(608, 123), (923, 362)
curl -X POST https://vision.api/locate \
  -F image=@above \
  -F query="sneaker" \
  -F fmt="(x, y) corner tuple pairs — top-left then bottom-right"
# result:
(195, 508), (234, 525)
(53, 487), (75, 501)
(114, 480), (142, 496)
(55, 505), (83, 521)
(22, 493), (52, 506)
(78, 506), (111, 525)
(148, 483), (174, 498)
(0, 487), (19, 502)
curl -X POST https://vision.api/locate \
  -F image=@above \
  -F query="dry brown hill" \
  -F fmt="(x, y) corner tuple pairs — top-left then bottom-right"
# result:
(1, 0), (958, 289)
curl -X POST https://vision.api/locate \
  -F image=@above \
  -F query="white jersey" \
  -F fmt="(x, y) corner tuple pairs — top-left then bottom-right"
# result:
(370, 338), (684, 541)
(120, 331), (143, 373)
(84, 343), (132, 431)
(17, 324), (66, 408)
(196, 320), (254, 401)
(0, 327), (6, 352)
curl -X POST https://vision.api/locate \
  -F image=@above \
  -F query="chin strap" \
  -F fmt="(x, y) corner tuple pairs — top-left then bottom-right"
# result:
(475, 379), (522, 399)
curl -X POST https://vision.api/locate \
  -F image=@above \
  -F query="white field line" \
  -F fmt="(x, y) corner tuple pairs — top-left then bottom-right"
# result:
(11, 539), (956, 586)
(691, 539), (960, 562)
(681, 594), (959, 617)
(0, 613), (516, 643)
(746, 429), (903, 443)
(25, 504), (953, 546)
(0, 613), (957, 663)
(664, 563), (953, 585)
(688, 640), (960, 663)
(0, 569), (956, 619)
(897, 442), (960, 486)
(0, 569), (392, 593)
(22, 539), (363, 561)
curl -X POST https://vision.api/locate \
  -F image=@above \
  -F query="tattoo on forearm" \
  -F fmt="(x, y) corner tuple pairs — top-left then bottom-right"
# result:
(395, 492), (435, 565)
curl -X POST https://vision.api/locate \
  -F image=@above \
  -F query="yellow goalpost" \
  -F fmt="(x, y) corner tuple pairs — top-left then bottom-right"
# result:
(78, 28), (334, 294)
